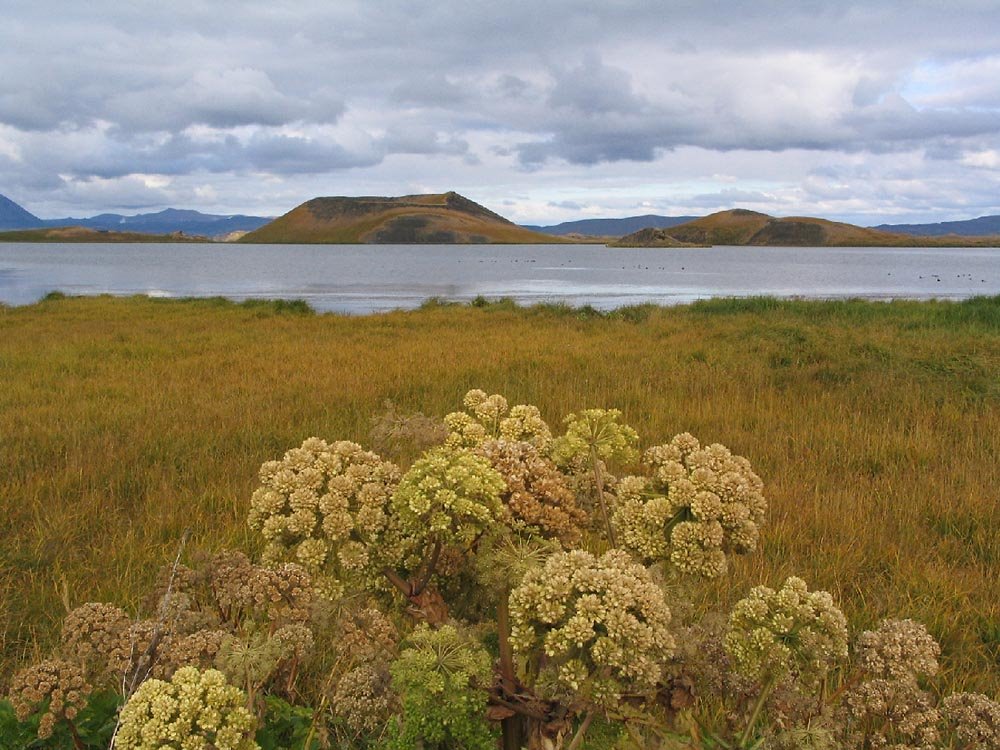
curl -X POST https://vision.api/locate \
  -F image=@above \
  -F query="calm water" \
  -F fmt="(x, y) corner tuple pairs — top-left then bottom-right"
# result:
(0, 242), (997, 314)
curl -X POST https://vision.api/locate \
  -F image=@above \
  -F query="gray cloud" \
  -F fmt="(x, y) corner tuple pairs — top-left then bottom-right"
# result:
(1, 0), (1000, 221)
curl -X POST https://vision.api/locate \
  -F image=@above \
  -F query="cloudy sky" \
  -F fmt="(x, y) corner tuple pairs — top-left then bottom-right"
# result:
(2, 1), (1000, 225)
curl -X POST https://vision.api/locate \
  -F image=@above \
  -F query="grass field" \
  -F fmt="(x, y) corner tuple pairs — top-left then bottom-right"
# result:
(0, 294), (997, 696)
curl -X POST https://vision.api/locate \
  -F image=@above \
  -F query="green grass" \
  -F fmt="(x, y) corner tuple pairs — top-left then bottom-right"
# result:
(1, 294), (998, 695)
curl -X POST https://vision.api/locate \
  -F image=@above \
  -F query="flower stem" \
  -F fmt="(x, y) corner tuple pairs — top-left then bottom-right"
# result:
(590, 446), (617, 547)
(739, 676), (777, 748)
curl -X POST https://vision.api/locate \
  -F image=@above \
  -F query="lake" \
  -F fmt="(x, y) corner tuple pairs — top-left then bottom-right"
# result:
(0, 242), (997, 314)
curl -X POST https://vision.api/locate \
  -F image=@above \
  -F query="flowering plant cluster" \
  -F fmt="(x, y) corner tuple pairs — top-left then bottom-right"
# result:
(115, 666), (258, 750)
(444, 389), (553, 450)
(476, 438), (588, 546)
(248, 438), (401, 598)
(384, 624), (496, 750)
(509, 548), (675, 706)
(615, 433), (766, 577)
(8, 659), (91, 741)
(391, 445), (506, 552)
(550, 408), (639, 469)
(725, 576), (849, 686)
(6, 389), (999, 750)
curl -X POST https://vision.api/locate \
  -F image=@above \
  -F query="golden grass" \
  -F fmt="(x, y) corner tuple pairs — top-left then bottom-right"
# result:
(0, 295), (997, 695)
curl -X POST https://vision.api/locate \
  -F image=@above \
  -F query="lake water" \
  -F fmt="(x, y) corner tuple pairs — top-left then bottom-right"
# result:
(0, 242), (997, 314)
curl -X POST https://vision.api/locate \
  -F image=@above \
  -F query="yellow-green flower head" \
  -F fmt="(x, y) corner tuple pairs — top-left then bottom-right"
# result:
(725, 577), (848, 684)
(392, 446), (505, 549)
(444, 389), (553, 451)
(551, 409), (640, 469)
(614, 434), (766, 577)
(115, 667), (258, 750)
(388, 624), (496, 749)
(509, 548), (674, 707)
(248, 438), (400, 596)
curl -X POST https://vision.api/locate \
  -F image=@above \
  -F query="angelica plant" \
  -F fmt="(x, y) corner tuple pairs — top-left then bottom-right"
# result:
(382, 624), (496, 750)
(114, 667), (258, 750)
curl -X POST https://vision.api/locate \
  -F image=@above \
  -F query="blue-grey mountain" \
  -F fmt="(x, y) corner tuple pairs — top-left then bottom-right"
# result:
(0, 194), (271, 236)
(0, 194), (44, 230)
(43, 208), (272, 237)
(873, 215), (1000, 237)
(523, 215), (698, 236)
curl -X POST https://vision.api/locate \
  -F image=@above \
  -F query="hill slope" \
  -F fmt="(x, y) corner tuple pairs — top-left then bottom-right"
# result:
(874, 215), (1000, 237)
(241, 192), (564, 244)
(641, 210), (1000, 247)
(0, 194), (44, 230)
(524, 214), (698, 237)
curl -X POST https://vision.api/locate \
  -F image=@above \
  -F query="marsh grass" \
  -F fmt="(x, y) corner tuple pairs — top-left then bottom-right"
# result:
(0, 294), (997, 695)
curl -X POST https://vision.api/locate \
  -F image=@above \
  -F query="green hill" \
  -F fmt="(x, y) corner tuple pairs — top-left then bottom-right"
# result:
(617, 209), (1000, 247)
(240, 192), (565, 244)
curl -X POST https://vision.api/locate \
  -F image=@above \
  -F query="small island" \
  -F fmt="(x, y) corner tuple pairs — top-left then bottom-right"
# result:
(0, 226), (208, 243)
(609, 209), (1000, 247)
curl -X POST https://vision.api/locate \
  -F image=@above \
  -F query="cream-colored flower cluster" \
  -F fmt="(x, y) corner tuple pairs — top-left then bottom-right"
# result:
(392, 445), (505, 552)
(444, 389), (553, 450)
(941, 692), (1000, 747)
(115, 666), (258, 750)
(333, 663), (394, 736)
(476, 439), (587, 546)
(615, 433), (766, 577)
(248, 438), (400, 595)
(509, 549), (674, 706)
(855, 619), (940, 682)
(8, 659), (91, 740)
(725, 576), (848, 684)
(550, 408), (639, 469)
(843, 678), (941, 750)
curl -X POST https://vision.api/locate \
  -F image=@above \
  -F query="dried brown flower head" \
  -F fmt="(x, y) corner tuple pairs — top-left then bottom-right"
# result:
(8, 659), (92, 739)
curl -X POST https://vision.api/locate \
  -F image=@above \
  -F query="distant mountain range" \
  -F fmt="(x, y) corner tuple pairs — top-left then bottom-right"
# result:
(529, 212), (1000, 239)
(873, 215), (1000, 237)
(3, 191), (1000, 244)
(0, 193), (271, 237)
(523, 214), (698, 237)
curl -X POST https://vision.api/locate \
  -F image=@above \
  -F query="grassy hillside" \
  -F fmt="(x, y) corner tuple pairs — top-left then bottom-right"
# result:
(0, 294), (997, 696)
(241, 191), (565, 244)
(0, 226), (207, 243)
(634, 209), (1000, 247)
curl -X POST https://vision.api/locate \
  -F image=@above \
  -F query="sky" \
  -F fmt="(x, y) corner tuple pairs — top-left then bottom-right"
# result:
(2, 1), (1000, 225)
